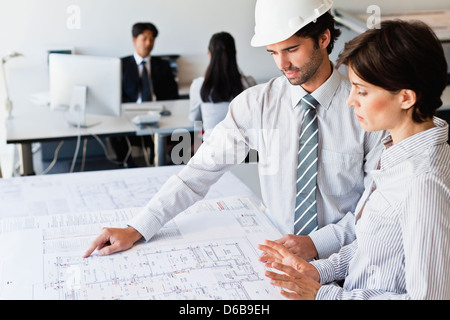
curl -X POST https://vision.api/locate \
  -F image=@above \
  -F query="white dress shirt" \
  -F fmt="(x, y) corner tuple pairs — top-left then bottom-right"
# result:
(312, 117), (450, 299)
(128, 68), (385, 258)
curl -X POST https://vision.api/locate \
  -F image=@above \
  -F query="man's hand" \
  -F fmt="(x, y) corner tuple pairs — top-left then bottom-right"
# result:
(83, 226), (143, 258)
(272, 234), (318, 261)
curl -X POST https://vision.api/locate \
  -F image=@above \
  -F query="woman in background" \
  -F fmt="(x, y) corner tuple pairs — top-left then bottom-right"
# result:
(189, 32), (255, 140)
(258, 20), (450, 300)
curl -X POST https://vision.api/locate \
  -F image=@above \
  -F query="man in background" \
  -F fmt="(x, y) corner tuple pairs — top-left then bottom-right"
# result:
(121, 22), (179, 102)
(113, 22), (179, 166)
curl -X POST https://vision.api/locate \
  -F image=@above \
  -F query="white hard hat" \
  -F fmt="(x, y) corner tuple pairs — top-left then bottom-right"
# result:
(251, 0), (334, 47)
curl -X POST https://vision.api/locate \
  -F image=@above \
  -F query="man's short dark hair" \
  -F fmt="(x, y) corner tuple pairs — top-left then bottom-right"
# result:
(295, 11), (341, 54)
(132, 22), (158, 38)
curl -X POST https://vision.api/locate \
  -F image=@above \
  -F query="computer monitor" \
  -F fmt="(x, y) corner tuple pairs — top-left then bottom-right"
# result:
(49, 54), (121, 126)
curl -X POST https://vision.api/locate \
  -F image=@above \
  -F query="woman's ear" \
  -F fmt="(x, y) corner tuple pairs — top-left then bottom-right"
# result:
(399, 89), (417, 110)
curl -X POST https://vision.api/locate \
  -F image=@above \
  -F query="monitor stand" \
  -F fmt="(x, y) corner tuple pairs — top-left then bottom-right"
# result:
(66, 85), (101, 128)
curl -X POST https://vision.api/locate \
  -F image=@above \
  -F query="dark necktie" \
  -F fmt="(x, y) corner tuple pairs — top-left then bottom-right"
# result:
(140, 60), (152, 101)
(294, 94), (319, 235)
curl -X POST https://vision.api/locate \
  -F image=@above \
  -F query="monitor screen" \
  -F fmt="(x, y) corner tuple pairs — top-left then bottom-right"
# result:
(49, 54), (121, 117)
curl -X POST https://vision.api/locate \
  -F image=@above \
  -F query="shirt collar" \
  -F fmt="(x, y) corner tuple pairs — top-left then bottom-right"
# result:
(380, 117), (449, 170)
(290, 63), (342, 110)
(134, 52), (150, 65)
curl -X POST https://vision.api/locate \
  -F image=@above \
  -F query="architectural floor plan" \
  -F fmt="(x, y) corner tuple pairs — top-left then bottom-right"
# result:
(1, 196), (282, 300)
(0, 166), (259, 219)
(38, 237), (275, 300)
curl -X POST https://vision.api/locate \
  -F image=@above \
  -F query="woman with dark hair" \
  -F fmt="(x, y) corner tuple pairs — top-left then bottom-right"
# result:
(258, 20), (450, 300)
(189, 32), (255, 140)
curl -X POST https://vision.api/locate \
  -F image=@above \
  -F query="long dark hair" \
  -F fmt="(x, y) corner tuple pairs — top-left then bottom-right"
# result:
(200, 32), (244, 103)
(337, 20), (447, 123)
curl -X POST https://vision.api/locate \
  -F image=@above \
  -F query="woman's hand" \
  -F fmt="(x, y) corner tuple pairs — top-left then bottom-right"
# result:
(265, 262), (322, 300)
(258, 239), (322, 300)
(257, 239), (320, 281)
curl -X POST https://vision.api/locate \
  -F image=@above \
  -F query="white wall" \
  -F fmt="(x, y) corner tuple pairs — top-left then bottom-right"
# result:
(1, 0), (449, 90)
(0, 0), (277, 88)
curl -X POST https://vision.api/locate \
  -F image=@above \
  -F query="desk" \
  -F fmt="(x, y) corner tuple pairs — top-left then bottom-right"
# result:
(123, 99), (197, 166)
(6, 99), (194, 175)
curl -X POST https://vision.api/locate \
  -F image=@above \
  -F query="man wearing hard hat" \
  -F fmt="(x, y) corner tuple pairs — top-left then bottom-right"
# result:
(84, 0), (385, 262)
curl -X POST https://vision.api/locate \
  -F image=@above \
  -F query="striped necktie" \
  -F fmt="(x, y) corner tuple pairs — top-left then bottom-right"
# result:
(294, 94), (319, 235)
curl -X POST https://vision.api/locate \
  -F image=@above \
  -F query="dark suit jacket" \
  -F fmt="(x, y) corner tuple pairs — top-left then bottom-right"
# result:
(121, 55), (179, 102)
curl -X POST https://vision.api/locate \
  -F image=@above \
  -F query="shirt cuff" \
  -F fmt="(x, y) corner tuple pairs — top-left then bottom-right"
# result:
(126, 172), (207, 241)
(310, 259), (337, 284)
(309, 225), (341, 259)
(315, 284), (343, 300)
(128, 208), (163, 241)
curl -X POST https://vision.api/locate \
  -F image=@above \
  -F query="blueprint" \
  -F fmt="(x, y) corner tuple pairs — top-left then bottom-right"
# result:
(0, 197), (282, 300)
(0, 165), (260, 219)
(37, 237), (276, 300)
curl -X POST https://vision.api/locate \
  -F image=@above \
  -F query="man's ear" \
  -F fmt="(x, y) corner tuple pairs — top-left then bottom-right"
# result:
(319, 29), (331, 50)
(399, 89), (417, 111)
